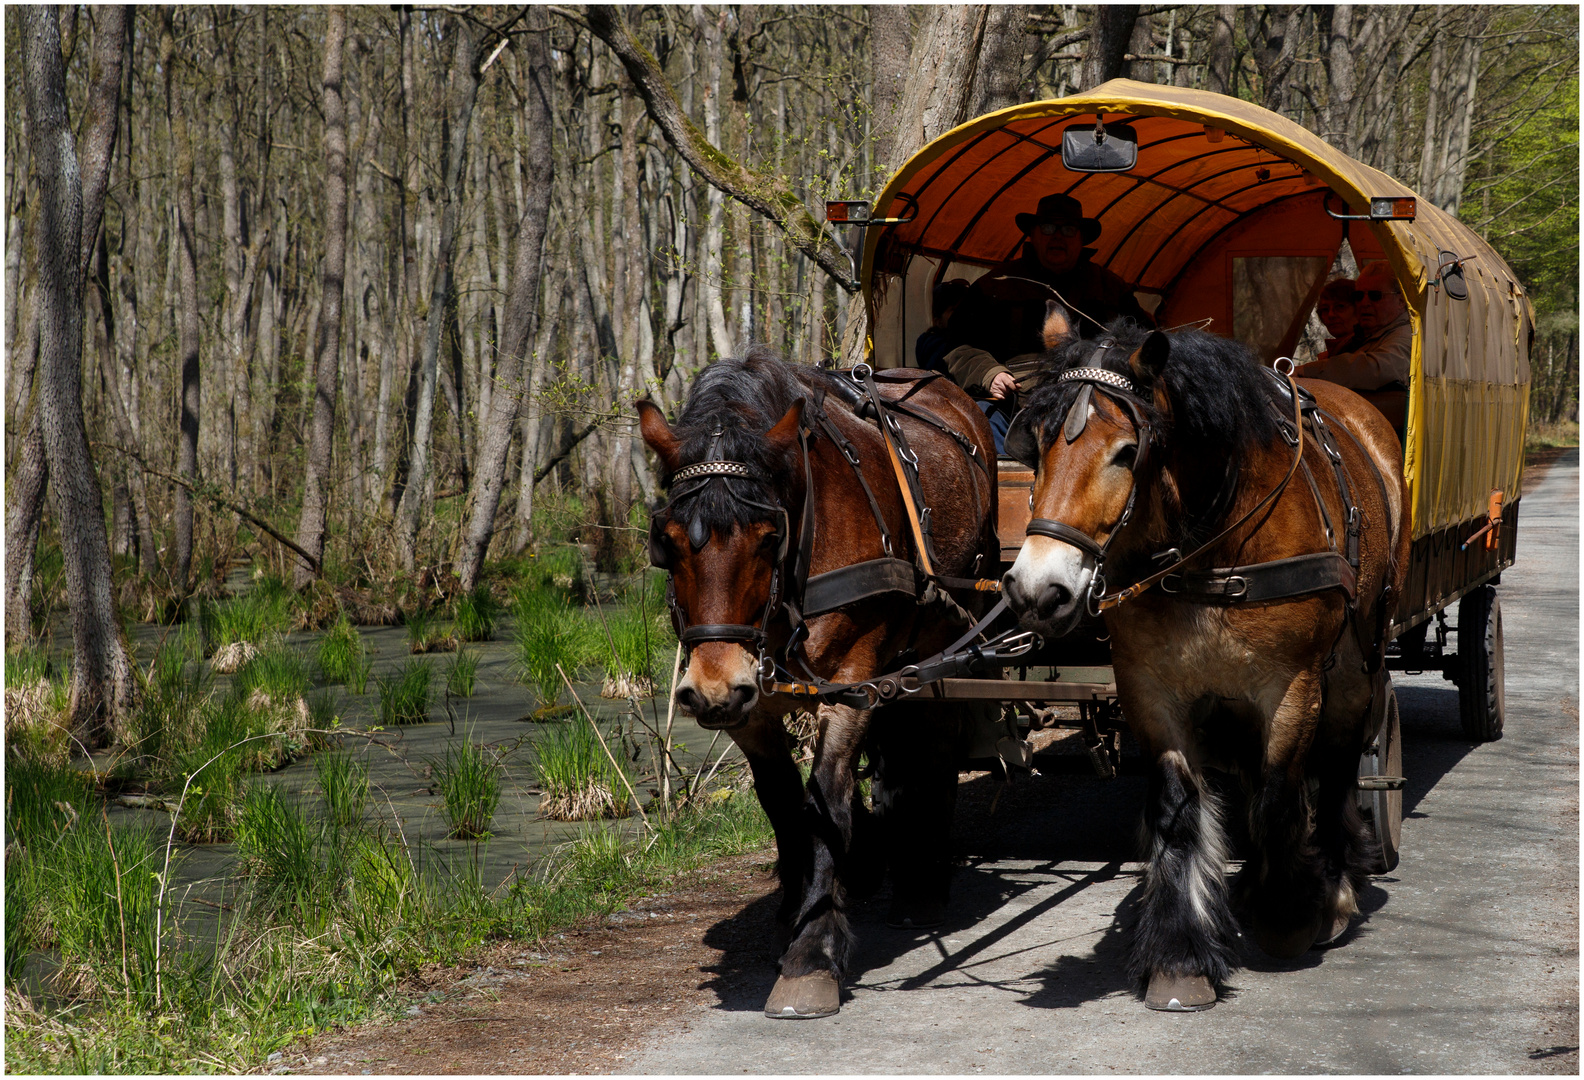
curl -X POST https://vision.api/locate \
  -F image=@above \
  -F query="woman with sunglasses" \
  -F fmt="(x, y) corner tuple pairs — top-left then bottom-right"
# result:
(1297, 263), (1412, 392)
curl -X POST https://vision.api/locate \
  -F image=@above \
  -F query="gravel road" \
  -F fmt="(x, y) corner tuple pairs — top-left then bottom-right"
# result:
(628, 449), (1578, 1075)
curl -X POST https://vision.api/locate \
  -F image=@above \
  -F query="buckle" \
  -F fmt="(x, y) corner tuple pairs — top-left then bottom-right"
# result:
(1223, 576), (1248, 599)
(851, 362), (873, 383)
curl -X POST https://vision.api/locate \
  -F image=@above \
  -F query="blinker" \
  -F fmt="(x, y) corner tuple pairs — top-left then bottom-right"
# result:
(1064, 384), (1094, 443)
(688, 517), (711, 552)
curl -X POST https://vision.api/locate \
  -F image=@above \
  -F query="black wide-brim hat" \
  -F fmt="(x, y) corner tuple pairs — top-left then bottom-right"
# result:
(1015, 192), (1102, 244)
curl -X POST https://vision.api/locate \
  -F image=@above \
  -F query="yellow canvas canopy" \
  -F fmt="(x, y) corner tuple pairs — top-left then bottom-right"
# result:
(860, 80), (1532, 572)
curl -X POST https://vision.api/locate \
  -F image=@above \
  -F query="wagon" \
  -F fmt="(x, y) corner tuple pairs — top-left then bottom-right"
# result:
(840, 80), (1532, 870)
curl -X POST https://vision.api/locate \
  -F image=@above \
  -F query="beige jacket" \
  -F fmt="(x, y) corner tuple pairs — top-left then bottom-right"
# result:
(1299, 310), (1412, 391)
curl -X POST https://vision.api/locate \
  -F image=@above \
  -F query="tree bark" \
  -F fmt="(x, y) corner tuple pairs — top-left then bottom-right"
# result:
(21, 4), (136, 743)
(456, 27), (555, 592)
(395, 15), (481, 571)
(1206, 5), (1236, 98)
(161, 9), (200, 592)
(1080, 6), (1138, 90)
(293, 9), (348, 588)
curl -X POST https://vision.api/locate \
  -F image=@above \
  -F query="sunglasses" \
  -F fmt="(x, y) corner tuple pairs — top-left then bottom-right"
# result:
(1355, 289), (1390, 302)
(1035, 222), (1082, 238)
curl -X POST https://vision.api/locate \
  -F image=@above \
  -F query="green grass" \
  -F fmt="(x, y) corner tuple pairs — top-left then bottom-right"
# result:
(376, 659), (433, 726)
(5, 755), (95, 846)
(512, 586), (599, 706)
(317, 615), (369, 691)
(430, 738), (503, 840)
(1526, 418), (1579, 456)
(446, 648), (479, 698)
(406, 607), (455, 654)
(597, 594), (676, 690)
(452, 587), (499, 643)
(315, 752), (370, 830)
(200, 578), (297, 653)
(234, 783), (325, 918)
(5, 644), (51, 687)
(531, 715), (631, 820)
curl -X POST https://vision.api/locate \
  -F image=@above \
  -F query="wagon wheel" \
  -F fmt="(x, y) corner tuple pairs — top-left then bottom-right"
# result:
(1457, 584), (1505, 742)
(1358, 682), (1403, 874)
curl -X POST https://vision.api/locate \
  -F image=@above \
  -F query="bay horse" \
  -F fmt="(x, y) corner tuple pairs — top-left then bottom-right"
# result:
(637, 346), (997, 1019)
(1002, 306), (1408, 1011)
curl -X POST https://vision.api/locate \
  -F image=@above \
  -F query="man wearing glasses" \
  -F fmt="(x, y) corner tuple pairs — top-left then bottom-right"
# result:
(938, 193), (1153, 451)
(1297, 262), (1412, 392)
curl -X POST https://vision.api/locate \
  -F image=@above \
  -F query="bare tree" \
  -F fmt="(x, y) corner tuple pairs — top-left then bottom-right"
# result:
(456, 25), (556, 593)
(21, 4), (136, 742)
(292, 9), (349, 587)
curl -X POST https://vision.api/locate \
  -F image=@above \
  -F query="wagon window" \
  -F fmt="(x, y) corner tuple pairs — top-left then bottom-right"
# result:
(1232, 256), (1330, 362)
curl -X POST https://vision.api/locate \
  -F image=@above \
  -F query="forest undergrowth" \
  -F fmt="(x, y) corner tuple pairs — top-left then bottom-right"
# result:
(3, 525), (781, 1075)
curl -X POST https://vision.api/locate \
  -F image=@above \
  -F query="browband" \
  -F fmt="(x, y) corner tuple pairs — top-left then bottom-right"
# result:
(669, 460), (759, 484)
(1058, 367), (1138, 395)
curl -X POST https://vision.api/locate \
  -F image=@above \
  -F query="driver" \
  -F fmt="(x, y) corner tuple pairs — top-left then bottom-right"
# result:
(939, 193), (1154, 452)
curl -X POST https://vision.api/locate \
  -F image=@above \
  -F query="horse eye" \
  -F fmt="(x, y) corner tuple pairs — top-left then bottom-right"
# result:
(1111, 444), (1138, 470)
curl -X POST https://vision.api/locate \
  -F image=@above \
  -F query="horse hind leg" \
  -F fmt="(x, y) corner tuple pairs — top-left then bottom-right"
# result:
(1311, 670), (1386, 946)
(1132, 748), (1240, 1011)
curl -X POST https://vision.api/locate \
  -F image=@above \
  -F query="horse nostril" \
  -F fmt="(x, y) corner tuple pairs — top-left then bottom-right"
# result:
(676, 686), (704, 715)
(727, 683), (756, 714)
(1041, 582), (1073, 614)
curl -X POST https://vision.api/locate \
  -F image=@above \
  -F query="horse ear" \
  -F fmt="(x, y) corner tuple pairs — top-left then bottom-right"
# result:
(637, 399), (682, 473)
(1130, 332), (1171, 382)
(1042, 300), (1078, 352)
(764, 398), (806, 455)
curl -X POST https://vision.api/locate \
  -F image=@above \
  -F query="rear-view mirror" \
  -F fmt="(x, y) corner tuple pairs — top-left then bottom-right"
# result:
(1062, 122), (1138, 173)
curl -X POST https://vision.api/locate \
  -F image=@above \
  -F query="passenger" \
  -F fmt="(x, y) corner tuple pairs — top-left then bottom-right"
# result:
(914, 278), (970, 374)
(1297, 263), (1411, 391)
(939, 193), (1155, 454)
(1314, 278), (1364, 358)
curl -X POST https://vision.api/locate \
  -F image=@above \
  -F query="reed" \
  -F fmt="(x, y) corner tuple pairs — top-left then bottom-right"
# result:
(376, 659), (433, 726)
(451, 586), (499, 643)
(431, 738), (503, 840)
(446, 648), (479, 698)
(316, 614), (367, 689)
(531, 715), (631, 821)
(315, 751), (370, 830)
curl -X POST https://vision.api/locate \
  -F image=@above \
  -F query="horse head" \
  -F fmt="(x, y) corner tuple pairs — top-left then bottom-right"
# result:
(1002, 303), (1172, 637)
(638, 387), (806, 730)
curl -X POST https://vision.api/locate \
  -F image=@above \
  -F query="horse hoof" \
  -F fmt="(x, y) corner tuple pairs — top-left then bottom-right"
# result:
(1144, 972), (1216, 1012)
(764, 972), (840, 1019)
(1313, 912), (1352, 949)
(1253, 916), (1322, 959)
(887, 898), (946, 929)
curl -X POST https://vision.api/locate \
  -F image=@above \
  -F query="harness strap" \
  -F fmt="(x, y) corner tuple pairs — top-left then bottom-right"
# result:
(1025, 518), (1106, 562)
(1160, 551), (1357, 604)
(802, 558), (919, 619)
(857, 365), (938, 578)
(680, 623), (767, 645)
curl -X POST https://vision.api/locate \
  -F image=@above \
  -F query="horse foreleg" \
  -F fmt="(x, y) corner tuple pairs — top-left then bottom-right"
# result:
(766, 701), (868, 1019)
(730, 711), (811, 940)
(1310, 666), (1384, 946)
(1132, 743), (1240, 1011)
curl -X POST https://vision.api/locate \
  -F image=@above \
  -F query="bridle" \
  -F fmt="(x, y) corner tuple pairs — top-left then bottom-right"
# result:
(651, 426), (801, 653)
(1006, 358), (1156, 615)
(1006, 354), (1308, 615)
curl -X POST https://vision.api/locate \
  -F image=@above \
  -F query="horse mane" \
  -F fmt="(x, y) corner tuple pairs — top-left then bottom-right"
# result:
(1024, 319), (1279, 456)
(661, 345), (826, 534)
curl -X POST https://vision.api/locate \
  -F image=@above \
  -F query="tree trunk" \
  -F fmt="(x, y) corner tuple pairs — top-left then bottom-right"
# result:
(395, 16), (481, 571)
(456, 27), (555, 592)
(292, 9), (348, 587)
(1080, 6), (1139, 90)
(22, 4), (136, 743)
(1207, 5), (1236, 98)
(162, 9), (200, 592)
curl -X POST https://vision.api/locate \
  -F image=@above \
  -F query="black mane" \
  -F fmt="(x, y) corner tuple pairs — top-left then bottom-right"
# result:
(659, 345), (827, 535)
(1022, 319), (1279, 457)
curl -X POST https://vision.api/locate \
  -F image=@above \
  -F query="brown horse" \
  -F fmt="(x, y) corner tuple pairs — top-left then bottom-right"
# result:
(1002, 307), (1408, 1011)
(638, 347), (997, 1019)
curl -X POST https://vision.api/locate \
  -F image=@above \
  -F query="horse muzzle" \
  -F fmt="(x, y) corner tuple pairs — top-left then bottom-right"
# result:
(1003, 538), (1093, 639)
(673, 643), (760, 729)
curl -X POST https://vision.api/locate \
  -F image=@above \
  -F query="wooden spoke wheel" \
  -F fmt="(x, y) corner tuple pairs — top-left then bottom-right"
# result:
(1358, 681), (1403, 874)
(1457, 584), (1506, 742)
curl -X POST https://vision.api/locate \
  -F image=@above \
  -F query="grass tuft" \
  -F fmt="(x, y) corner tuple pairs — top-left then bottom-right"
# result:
(315, 752), (369, 830)
(512, 587), (598, 706)
(317, 615), (369, 691)
(405, 607), (456, 654)
(430, 738), (503, 840)
(446, 648), (479, 698)
(451, 587), (499, 643)
(376, 660), (433, 726)
(532, 716), (631, 821)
